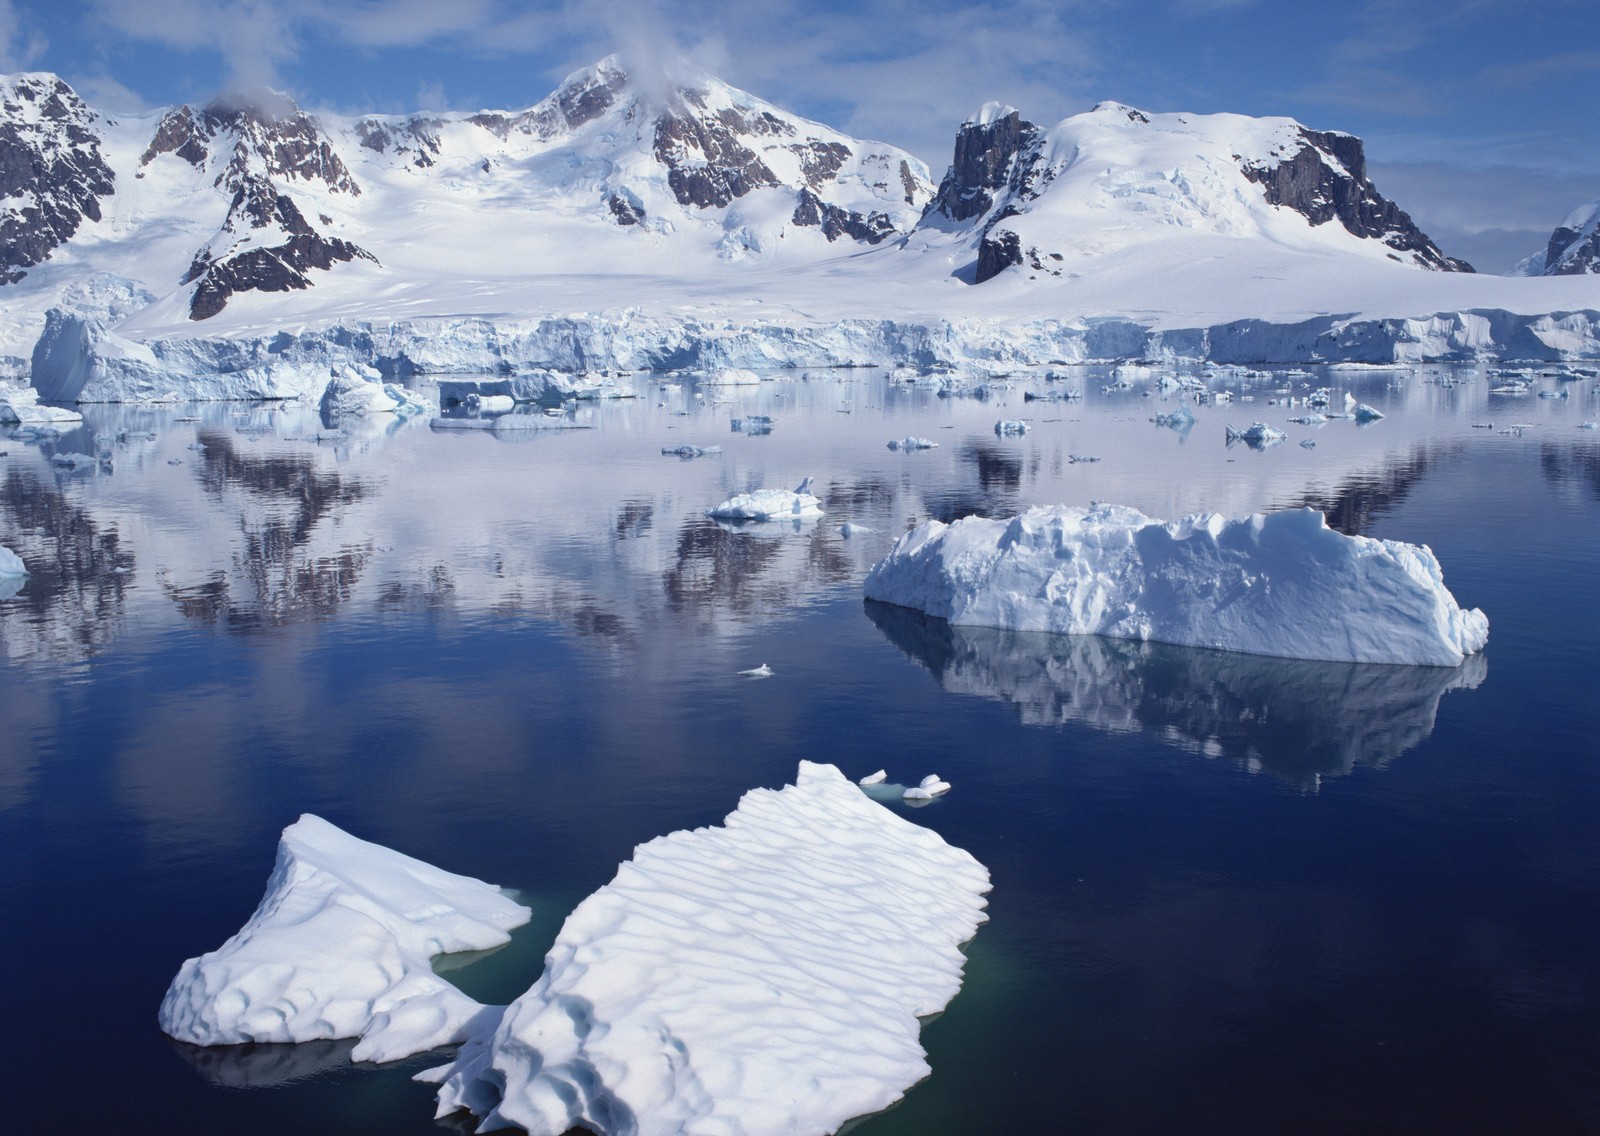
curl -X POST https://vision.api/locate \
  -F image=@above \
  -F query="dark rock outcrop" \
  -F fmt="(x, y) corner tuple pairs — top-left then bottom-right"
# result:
(1540, 205), (1600, 275)
(654, 110), (781, 209)
(790, 189), (896, 244)
(140, 92), (359, 196)
(184, 176), (374, 320)
(1240, 129), (1471, 272)
(976, 229), (1023, 281)
(0, 75), (116, 284)
(925, 109), (1042, 223)
(354, 117), (442, 168)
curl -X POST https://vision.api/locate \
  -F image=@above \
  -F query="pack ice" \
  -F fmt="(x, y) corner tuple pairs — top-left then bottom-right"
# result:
(423, 761), (991, 1136)
(157, 815), (531, 1063)
(863, 503), (1488, 666)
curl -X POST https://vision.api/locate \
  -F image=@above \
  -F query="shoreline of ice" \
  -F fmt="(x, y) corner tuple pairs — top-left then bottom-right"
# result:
(863, 503), (1489, 666)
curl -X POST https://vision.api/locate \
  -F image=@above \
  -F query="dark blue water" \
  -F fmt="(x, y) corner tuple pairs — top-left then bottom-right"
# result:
(2, 367), (1598, 1134)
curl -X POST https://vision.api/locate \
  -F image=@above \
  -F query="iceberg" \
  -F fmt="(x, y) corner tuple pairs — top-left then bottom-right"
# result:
(1352, 402), (1385, 422)
(862, 503), (1489, 666)
(1225, 421), (1285, 446)
(707, 476), (824, 521)
(0, 384), (83, 430)
(319, 368), (431, 419)
(0, 544), (25, 577)
(423, 761), (990, 1136)
(158, 815), (530, 1064)
(887, 436), (938, 451)
(994, 419), (1029, 436)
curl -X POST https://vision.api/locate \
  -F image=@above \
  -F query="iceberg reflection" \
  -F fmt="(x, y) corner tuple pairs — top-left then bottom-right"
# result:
(866, 601), (1487, 785)
(167, 1037), (359, 1087)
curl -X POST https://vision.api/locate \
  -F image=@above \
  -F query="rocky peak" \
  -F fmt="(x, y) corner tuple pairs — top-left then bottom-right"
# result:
(140, 89), (359, 196)
(1239, 128), (1471, 272)
(1539, 200), (1600, 275)
(0, 73), (116, 285)
(925, 107), (1042, 223)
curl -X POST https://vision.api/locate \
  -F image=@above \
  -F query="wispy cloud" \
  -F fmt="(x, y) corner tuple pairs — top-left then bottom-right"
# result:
(0, 0), (48, 72)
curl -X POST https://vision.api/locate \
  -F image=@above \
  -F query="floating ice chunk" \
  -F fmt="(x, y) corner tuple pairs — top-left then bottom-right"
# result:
(887, 436), (938, 451)
(739, 663), (773, 678)
(1300, 439), (1316, 448)
(840, 521), (873, 537)
(320, 369), (431, 419)
(705, 367), (762, 385)
(1154, 406), (1196, 429)
(707, 477), (824, 521)
(158, 815), (530, 1064)
(0, 385), (82, 429)
(661, 444), (721, 459)
(863, 503), (1489, 666)
(0, 544), (25, 577)
(1582, 422), (1598, 430)
(1352, 403), (1385, 422)
(730, 415), (775, 434)
(859, 769), (888, 785)
(1288, 413), (1327, 426)
(1225, 422), (1285, 446)
(904, 774), (952, 800)
(423, 762), (990, 1136)
(994, 419), (1029, 436)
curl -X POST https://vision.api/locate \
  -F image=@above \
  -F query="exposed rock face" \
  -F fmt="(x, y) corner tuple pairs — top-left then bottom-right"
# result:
(0, 74), (116, 284)
(1539, 201), (1600, 275)
(141, 92), (359, 196)
(926, 109), (1042, 224)
(976, 228), (1023, 280)
(353, 117), (442, 168)
(790, 188), (896, 244)
(654, 109), (781, 208)
(184, 175), (374, 320)
(1239, 129), (1471, 272)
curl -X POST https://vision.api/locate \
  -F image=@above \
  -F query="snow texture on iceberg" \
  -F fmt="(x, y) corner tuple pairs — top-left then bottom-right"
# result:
(707, 477), (824, 521)
(158, 815), (530, 1063)
(423, 761), (991, 1136)
(863, 503), (1488, 666)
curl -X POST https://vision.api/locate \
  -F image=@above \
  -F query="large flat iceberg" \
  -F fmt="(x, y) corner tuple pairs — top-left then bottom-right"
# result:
(423, 761), (991, 1136)
(863, 503), (1488, 666)
(158, 815), (531, 1064)
(707, 477), (824, 522)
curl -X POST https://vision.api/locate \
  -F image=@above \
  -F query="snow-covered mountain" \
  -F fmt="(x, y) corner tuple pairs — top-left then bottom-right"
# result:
(0, 58), (934, 330)
(1515, 199), (1600, 276)
(911, 101), (1472, 283)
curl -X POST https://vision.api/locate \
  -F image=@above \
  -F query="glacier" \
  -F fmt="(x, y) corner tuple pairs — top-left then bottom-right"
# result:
(422, 761), (991, 1136)
(157, 815), (531, 1064)
(862, 503), (1489, 666)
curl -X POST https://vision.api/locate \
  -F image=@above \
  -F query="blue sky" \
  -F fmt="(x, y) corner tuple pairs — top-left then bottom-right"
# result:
(3, 0), (1597, 271)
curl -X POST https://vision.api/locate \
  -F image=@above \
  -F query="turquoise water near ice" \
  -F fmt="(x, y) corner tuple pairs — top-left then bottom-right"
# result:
(2, 365), (1597, 1134)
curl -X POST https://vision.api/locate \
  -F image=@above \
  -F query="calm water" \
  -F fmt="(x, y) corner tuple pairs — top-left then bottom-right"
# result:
(2, 365), (1598, 1134)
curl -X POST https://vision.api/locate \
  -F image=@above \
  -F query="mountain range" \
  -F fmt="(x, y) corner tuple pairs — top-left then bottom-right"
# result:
(1, 58), (1597, 393)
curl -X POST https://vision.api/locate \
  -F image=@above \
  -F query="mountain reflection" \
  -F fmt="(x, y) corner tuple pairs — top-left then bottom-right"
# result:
(0, 468), (133, 662)
(866, 601), (1487, 787)
(167, 432), (375, 630)
(1285, 443), (1458, 536)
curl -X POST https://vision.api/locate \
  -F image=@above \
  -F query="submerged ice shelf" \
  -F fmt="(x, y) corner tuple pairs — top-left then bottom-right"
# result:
(157, 815), (530, 1063)
(159, 766), (989, 1136)
(864, 503), (1489, 666)
(424, 761), (991, 1136)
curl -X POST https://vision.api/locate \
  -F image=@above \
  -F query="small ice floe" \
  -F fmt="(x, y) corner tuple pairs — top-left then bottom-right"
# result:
(840, 521), (873, 537)
(1352, 403), (1385, 423)
(422, 762), (990, 1136)
(859, 769), (888, 785)
(904, 774), (952, 800)
(1471, 422), (1494, 429)
(1581, 422), (1598, 430)
(1299, 439), (1317, 448)
(706, 367), (762, 385)
(887, 436), (938, 451)
(50, 452), (89, 469)
(1154, 406), (1196, 429)
(0, 544), (26, 578)
(739, 663), (774, 678)
(1225, 422), (1286, 447)
(707, 476), (824, 522)
(1537, 389), (1568, 400)
(662, 444), (721, 459)
(730, 415), (775, 435)
(166, 458), (183, 466)
(1288, 413), (1327, 426)
(994, 420), (1029, 436)
(158, 816), (530, 1063)
(1067, 454), (1101, 464)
